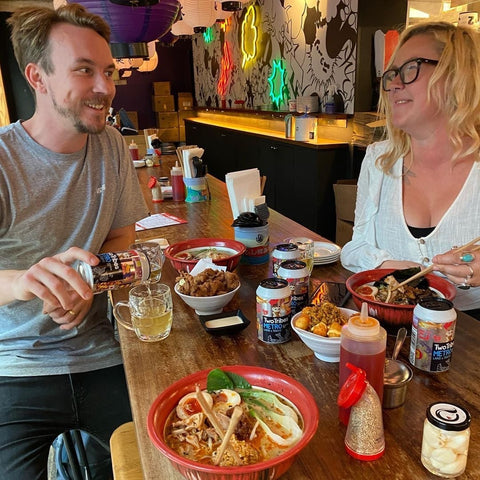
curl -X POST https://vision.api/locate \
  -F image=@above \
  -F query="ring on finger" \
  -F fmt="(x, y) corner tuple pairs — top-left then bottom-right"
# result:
(460, 252), (475, 263)
(458, 280), (471, 290)
(466, 265), (474, 280)
(68, 310), (76, 316)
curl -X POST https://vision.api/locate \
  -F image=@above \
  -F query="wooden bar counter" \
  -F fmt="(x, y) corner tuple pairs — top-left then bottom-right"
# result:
(111, 157), (479, 479)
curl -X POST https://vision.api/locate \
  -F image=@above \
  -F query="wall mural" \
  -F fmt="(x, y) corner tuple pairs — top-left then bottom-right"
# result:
(191, 0), (358, 114)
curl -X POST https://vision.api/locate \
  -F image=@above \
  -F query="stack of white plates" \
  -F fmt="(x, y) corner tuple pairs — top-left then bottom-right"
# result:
(314, 241), (341, 265)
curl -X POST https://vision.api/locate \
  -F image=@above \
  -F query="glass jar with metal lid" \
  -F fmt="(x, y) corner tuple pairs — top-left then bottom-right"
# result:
(421, 402), (471, 478)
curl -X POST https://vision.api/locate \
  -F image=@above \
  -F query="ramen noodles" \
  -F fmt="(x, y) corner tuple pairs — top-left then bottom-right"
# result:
(164, 386), (303, 467)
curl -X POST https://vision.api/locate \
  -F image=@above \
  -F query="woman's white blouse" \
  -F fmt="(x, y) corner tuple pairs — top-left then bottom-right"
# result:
(341, 140), (480, 310)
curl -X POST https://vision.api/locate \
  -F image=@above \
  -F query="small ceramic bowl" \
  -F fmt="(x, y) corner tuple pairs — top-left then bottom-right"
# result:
(174, 283), (240, 316)
(291, 307), (358, 362)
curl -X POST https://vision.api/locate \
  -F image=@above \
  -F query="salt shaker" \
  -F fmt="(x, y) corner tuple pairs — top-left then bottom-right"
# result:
(421, 402), (471, 478)
(337, 363), (385, 461)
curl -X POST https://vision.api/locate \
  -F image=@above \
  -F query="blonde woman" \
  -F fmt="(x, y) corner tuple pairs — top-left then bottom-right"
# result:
(341, 22), (480, 315)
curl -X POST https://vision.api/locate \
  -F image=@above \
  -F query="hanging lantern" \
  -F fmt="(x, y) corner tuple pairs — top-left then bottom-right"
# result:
(158, 30), (179, 46)
(221, 0), (249, 12)
(138, 42), (159, 71)
(214, 1), (233, 21)
(181, 0), (217, 32)
(171, 19), (195, 36)
(68, 0), (181, 57)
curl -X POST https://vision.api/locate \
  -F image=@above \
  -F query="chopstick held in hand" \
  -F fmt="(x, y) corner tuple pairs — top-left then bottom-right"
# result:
(391, 236), (480, 291)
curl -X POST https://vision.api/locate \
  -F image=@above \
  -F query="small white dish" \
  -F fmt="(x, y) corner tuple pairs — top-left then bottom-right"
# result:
(133, 159), (145, 168)
(291, 307), (357, 362)
(174, 283), (240, 316)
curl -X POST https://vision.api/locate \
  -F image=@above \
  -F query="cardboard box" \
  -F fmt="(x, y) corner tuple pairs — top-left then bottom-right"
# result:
(177, 92), (194, 110)
(153, 81), (171, 96)
(152, 95), (175, 112)
(156, 112), (179, 128)
(157, 127), (180, 143)
(333, 180), (357, 247)
(178, 109), (196, 126)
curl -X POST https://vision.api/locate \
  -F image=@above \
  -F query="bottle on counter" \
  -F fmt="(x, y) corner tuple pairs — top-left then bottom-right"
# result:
(129, 140), (139, 161)
(171, 161), (185, 202)
(421, 402), (471, 478)
(338, 303), (386, 425)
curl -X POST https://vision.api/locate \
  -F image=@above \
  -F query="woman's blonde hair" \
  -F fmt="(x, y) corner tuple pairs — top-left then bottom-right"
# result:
(377, 21), (480, 172)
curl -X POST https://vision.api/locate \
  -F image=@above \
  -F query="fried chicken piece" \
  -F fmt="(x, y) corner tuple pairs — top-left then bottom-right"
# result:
(176, 269), (240, 297)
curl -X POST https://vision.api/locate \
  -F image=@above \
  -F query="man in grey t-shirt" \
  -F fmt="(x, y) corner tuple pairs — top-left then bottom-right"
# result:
(0, 5), (149, 479)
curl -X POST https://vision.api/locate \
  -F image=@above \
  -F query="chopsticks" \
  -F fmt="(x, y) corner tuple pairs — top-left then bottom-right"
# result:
(194, 387), (241, 464)
(390, 236), (480, 291)
(213, 406), (243, 465)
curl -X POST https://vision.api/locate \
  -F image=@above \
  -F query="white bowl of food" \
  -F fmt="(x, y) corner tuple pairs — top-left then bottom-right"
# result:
(174, 268), (241, 315)
(291, 303), (357, 362)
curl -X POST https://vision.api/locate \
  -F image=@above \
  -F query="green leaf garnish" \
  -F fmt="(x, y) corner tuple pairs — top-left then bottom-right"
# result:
(206, 368), (251, 391)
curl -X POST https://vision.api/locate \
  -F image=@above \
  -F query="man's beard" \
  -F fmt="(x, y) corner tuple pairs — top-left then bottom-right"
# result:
(52, 95), (109, 134)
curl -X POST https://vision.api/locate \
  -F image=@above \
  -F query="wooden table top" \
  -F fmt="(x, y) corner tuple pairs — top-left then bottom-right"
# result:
(112, 157), (479, 479)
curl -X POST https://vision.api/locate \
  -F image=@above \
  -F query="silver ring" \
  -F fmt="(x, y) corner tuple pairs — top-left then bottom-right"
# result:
(466, 265), (474, 280)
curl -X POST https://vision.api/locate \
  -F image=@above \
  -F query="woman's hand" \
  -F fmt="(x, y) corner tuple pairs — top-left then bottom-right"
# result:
(432, 249), (477, 288)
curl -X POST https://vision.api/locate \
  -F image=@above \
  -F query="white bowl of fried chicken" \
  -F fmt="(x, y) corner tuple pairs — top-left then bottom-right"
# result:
(174, 268), (240, 315)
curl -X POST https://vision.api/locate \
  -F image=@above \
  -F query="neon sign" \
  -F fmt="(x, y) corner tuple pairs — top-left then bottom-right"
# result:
(218, 42), (233, 97)
(268, 59), (287, 107)
(203, 27), (215, 44)
(241, 5), (258, 68)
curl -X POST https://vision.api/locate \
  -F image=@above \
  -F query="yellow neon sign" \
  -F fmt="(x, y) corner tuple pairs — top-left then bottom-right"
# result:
(241, 5), (258, 68)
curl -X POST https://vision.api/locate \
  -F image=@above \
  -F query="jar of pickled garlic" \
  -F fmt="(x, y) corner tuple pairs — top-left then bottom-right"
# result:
(421, 402), (471, 478)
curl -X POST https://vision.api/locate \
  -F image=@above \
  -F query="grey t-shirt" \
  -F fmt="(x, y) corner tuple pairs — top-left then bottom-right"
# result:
(0, 121), (149, 376)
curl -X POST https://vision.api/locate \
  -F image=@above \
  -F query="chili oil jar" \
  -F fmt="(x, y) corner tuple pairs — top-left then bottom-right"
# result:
(421, 402), (471, 478)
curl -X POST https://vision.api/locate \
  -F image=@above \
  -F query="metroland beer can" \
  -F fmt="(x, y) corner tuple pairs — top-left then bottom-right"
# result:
(409, 298), (457, 372)
(75, 250), (150, 293)
(271, 243), (301, 277)
(256, 278), (292, 344)
(277, 260), (310, 314)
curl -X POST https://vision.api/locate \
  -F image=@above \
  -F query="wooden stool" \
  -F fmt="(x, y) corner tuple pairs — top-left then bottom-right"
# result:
(110, 422), (143, 480)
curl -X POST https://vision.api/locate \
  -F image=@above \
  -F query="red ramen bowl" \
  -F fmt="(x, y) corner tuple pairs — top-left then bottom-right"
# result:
(345, 269), (456, 333)
(147, 365), (319, 480)
(165, 238), (246, 273)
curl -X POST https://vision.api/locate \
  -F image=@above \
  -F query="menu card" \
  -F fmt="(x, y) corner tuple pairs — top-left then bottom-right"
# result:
(135, 213), (187, 231)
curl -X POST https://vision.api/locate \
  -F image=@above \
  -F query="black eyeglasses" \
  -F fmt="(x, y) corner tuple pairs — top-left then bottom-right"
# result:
(382, 58), (439, 91)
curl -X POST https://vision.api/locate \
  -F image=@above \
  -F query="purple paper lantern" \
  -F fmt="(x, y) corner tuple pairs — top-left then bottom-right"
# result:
(70, 0), (181, 44)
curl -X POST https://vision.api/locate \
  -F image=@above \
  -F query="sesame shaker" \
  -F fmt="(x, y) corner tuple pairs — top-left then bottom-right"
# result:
(421, 402), (471, 478)
(337, 363), (385, 461)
